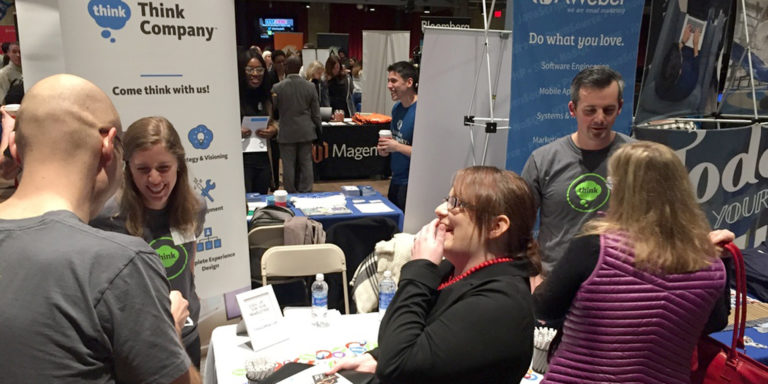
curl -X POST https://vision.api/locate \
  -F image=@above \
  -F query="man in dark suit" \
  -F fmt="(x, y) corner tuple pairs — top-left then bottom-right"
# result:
(272, 56), (321, 193)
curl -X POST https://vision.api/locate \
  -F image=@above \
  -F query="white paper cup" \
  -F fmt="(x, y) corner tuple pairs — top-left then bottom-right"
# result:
(273, 190), (288, 207)
(4, 104), (20, 117)
(379, 130), (392, 139)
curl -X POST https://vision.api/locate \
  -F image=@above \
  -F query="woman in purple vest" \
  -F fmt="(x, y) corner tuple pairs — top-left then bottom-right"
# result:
(328, 166), (540, 383)
(533, 141), (730, 383)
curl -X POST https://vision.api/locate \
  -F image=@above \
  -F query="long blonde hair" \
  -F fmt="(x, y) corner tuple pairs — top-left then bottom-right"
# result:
(582, 141), (716, 274)
(304, 60), (324, 81)
(120, 116), (199, 237)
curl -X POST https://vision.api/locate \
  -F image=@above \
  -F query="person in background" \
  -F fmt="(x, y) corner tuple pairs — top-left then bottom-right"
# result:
(0, 74), (199, 383)
(329, 166), (538, 383)
(0, 106), (17, 201)
(268, 49), (287, 86)
(337, 48), (350, 70)
(1, 42), (9, 67)
(324, 55), (356, 118)
(91, 116), (207, 369)
(266, 49), (287, 188)
(304, 60), (329, 107)
(533, 141), (730, 384)
(272, 56), (321, 193)
(263, 49), (273, 71)
(351, 59), (363, 112)
(522, 66), (631, 274)
(378, 61), (418, 212)
(237, 49), (278, 193)
(0, 41), (21, 103)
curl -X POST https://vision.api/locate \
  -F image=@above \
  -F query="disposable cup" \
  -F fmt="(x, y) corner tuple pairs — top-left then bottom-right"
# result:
(379, 130), (392, 139)
(274, 189), (288, 207)
(4, 104), (19, 117)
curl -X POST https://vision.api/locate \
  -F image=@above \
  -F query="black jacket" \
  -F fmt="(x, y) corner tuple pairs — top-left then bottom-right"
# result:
(371, 258), (534, 384)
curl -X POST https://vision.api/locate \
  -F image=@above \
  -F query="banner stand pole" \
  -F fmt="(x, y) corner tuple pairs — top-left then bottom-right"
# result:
(716, 0), (760, 122)
(459, 0), (508, 166)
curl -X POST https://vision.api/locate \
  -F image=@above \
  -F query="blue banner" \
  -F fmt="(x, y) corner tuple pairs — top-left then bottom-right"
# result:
(507, 0), (644, 173)
(636, 125), (768, 250)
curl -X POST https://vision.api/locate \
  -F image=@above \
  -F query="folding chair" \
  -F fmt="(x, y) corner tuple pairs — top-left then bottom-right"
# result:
(261, 243), (350, 314)
(248, 224), (284, 283)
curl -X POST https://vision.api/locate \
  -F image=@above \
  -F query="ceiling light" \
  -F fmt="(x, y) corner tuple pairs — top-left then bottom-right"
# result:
(369, 7), (375, 11)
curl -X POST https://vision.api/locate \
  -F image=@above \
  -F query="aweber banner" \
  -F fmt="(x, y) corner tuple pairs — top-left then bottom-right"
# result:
(17, 0), (251, 339)
(507, 0), (643, 173)
(636, 125), (768, 249)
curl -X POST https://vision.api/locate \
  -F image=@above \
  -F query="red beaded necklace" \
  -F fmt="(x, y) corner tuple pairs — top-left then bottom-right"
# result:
(437, 257), (513, 290)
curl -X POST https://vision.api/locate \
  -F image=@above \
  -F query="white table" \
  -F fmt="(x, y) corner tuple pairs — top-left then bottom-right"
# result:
(205, 309), (380, 384)
(204, 308), (544, 384)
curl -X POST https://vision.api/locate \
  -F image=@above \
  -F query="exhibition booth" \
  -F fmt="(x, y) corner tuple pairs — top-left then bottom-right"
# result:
(8, 0), (768, 382)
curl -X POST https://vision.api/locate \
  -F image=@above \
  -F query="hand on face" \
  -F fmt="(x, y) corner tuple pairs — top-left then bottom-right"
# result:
(412, 219), (446, 265)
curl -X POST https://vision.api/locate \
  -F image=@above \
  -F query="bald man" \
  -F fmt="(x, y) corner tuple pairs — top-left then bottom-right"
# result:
(0, 74), (200, 383)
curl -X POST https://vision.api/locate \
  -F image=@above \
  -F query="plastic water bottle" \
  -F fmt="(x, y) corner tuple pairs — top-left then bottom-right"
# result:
(311, 273), (329, 327)
(378, 271), (397, 319)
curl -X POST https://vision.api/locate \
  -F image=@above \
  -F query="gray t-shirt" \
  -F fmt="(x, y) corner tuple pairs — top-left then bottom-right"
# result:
(522, 133), (632, 273)
(0, 210), (190, 383)
(91, 196), (206, 349)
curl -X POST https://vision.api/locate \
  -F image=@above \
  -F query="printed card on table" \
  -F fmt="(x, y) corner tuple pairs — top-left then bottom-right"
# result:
(235, 285), (289, 352)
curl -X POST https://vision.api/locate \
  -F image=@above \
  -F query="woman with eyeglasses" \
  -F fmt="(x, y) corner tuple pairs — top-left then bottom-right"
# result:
(329, 166), (539, 383)
(533, 141), (730, 383)
(91, 116), (206, 367)
(239, 49), (278, 193)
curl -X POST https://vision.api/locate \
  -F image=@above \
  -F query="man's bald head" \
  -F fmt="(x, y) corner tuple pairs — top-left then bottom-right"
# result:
(14, 74), (122, 163)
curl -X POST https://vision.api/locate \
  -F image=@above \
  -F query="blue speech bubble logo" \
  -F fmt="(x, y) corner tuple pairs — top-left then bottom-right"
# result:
(188, 124), (214, 149)
(88, 0), (131, 43)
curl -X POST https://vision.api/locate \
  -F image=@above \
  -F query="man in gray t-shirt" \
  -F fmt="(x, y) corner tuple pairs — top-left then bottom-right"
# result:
(522, 66), (632, 273)
(0, 75), (199, 383)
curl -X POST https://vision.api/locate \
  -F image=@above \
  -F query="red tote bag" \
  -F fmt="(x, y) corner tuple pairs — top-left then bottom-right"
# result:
(691, 242), (768, 383)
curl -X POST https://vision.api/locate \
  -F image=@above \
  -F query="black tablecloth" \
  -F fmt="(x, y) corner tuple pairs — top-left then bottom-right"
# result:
(313, 122), (390, 180)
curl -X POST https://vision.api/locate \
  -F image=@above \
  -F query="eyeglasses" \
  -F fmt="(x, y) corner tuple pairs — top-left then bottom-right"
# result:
(245, 67), (266, 75)
(444, 196), (472, 210)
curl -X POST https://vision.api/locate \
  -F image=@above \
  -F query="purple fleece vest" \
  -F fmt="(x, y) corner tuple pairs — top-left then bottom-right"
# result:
(543, 232), (725, 384)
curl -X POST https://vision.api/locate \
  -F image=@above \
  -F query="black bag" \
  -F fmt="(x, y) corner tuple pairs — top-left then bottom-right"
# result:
(4, 77), (23, 105)
(248, 205), (294, 231)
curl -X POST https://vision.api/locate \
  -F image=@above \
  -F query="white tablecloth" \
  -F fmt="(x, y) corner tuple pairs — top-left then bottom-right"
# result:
(204, 307), (544, 384)
(205, 309), (380, 384)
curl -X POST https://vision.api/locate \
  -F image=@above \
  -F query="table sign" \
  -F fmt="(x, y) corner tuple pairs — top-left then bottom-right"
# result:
(236, 285), (290, 352)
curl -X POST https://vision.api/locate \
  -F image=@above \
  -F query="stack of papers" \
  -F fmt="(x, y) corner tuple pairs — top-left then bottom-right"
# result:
(292, 194), (352, 216)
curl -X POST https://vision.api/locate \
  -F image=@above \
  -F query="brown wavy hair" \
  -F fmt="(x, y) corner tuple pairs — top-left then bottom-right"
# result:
(120, 116), (199, 237)
(452, 166), (541, 275)
(582, 141), (716, 274)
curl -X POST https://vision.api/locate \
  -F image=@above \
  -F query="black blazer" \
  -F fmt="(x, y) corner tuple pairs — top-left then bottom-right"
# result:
(371, 258), (535, 384)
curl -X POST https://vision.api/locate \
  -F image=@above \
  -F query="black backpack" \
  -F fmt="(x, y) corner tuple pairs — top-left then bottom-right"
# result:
(4, 77), (23, 105)
(248, 205), (294, 231)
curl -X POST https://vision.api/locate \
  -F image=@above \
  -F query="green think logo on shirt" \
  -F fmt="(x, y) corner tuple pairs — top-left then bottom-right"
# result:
(149, 236), (189, 280)
(566, 173), (610, 213)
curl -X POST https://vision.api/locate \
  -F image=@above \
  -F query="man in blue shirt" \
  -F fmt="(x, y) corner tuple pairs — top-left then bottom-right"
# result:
(378, 61), (418, 212)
